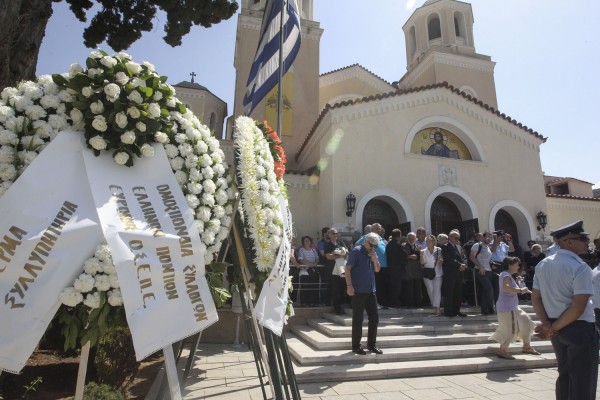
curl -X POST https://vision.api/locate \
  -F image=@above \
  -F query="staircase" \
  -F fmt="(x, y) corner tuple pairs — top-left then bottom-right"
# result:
(287, 305), (557, 383)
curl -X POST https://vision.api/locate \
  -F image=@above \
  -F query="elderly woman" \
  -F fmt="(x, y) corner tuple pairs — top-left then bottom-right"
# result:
(297, 235), (320, 306)
(490, 256), (539, 359)
(420, 234), (443, 315)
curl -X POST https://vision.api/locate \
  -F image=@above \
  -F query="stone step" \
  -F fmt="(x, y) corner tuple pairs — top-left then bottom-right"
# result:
(308, 318), (500, 337)
(291, 325), (513, 350)
(291, 352), (557, 383)
(286, 334), (554, 366)
(322, 309), (537, 326)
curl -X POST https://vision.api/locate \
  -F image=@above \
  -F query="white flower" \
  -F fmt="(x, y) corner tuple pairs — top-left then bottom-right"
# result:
(107, 289), (123, 306)
(174, 170), (188, 185)
(92, 115), (107, 132)
(90, 100), (104, 114)
(89, 135), (107, 150)
(120, 131), (136, 144)
(186, 194), (200, 209)
(104, 83), (120, 100)
(114, 152), (129, 165)
(59, 287), (84, 307)
(95, 243), (111, 262)
(87, 68), (103, 78)
(102, 262), (116, 275)
(148, 103), (161, 118)
(128, 90), (143, 104)
(89, 51), (103, 59)
(154, 131), (168, 143)
(108, 273), (120, 288)
(0, 147), (15, 162)
(83, 292), (101, 309)
(100, 56), (117, 68)
(141, 143), (154, 157)
(114, 71), (129, 85)
(170, 156), (184, 171)
(135, 121), (146, 132)
(40, 94), (60, 109)
(166, 97), (177, 107)
(114, 51), (131, 61)
(187, 182), (202, 195)
(115, 112), (128, 128)
(94, 274), (111, 291)
(125, 61), (142, 74)
(70, 108), (83, 123)
(0, 163), (17, 181)
(130, 77), (146, 88)
(164, 144), (179, 158)
(83, 257), (103, 275)
(122, 108), (139, 122)
(153, 91), (163, 101)
(69, 63), (84, 77)
(73, 273), (95, 293)
(82, 86), (93, 98)
(203, 179), (216, 194)
(143, 61), (156, 72)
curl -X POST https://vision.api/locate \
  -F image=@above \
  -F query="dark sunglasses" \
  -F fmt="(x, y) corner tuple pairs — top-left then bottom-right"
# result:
(566, 235), (590, 243)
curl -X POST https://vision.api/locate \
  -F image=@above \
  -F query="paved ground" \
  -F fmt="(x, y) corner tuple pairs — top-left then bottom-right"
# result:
(145, 343), (600, 400)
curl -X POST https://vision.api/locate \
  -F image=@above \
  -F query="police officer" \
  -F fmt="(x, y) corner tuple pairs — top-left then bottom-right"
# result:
(532, 220), (598, 400)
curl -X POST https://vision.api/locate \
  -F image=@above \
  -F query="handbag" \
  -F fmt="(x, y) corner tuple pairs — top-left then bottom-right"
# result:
(423, 267), (436, 280)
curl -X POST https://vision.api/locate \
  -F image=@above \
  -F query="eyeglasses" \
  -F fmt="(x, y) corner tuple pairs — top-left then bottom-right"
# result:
(330, 232), (338, 235)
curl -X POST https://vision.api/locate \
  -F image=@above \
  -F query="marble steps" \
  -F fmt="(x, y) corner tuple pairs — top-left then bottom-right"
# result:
(307, 318), (499, 337)
(291, 351), (558, 383)
(286, 333), (555, 366)
(291, 325), (504, 350)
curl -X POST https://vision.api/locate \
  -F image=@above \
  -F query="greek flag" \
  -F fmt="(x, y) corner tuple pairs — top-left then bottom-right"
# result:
(243, 0), (301, 115)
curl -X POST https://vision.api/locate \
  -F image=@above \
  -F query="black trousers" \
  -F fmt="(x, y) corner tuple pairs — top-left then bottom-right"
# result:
(442, 272), (462, 316)
(550, 320), (599, 400)
(375, 268), (390, 307)
(387, 266), (403, 307)
(401, 278), (422, 308)
(351, 292), (379, 349)
(319, 264), (334, 305)
(331, 275), (347, 313)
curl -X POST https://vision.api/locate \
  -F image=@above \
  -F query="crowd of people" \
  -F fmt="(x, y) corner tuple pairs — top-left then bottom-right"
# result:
(288, 220), (600, 399)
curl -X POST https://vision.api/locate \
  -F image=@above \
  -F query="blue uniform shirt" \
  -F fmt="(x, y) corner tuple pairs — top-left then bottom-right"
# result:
(347, 245), (377, 293)
(356, 235), (388, 267)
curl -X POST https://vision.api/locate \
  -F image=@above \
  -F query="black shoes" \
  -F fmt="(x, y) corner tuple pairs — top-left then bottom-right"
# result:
(457, 312), (467, 317)
(352, 347), (367, 355)
(367, 346), (383, 354)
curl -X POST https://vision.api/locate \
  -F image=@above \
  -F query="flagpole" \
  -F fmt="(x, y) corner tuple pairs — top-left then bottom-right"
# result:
(276, 0), (286, 138)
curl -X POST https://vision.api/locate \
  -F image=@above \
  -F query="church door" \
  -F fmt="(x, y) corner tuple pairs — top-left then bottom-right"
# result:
(430, 196), (462, 237)
(494, 209), (519, 243)
(362, 199), (400, 237)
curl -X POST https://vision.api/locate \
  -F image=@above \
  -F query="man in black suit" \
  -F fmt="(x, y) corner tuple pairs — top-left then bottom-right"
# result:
(441, 229), (468, 317)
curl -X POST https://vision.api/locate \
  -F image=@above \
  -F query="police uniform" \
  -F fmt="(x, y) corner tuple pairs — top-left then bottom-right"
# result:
(533, 220), (598, 400)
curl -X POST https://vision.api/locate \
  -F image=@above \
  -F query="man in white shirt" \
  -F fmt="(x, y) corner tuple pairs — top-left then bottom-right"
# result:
(532, 220), (598, 400)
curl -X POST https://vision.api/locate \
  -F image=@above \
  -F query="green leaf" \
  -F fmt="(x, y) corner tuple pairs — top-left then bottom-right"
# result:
(160, 76), (168, 83)
(52, 74), (69, 87)
(177, 103), (187, 114)
(86, 57), (98, 69)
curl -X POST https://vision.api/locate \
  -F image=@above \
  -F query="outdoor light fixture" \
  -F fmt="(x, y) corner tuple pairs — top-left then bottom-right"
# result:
(346, 193), (356, 217)
(536, 211), (548, 231)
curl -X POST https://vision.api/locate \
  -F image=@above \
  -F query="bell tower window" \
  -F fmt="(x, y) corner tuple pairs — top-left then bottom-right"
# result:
(427, 15), (441, 43)
(454, 12), (466, 45)
(408, 26), (417, 61)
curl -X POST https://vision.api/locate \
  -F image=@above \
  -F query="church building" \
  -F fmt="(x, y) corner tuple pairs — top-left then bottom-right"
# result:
(207, 0), (599, 245)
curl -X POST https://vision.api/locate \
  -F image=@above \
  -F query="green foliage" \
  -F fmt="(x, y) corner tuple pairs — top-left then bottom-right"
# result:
(20, 376), (42, 400)
(94, 326), (138, 390)
(206, 261), (232, 308)
(64, 0), (239, 51)
(54, 299), (127, 352)
(82, 382), (124, 400)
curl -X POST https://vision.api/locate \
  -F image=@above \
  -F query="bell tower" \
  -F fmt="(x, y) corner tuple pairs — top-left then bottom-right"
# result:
(398, 0), (498, 108)
(232, 0), (323, 169)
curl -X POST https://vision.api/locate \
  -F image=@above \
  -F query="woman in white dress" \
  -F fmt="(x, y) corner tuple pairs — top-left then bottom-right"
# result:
(420, 234), (443, 315)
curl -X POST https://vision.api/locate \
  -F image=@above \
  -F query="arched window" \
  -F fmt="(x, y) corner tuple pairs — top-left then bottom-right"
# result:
(454, 12), (466, 45)
(427, 15), (441, 41)
(209, 112), (216, 131)
(408, 26), (417, 60)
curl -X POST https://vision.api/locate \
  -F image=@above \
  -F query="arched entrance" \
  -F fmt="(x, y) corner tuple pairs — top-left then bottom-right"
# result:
(430, 197), (461, 236)
(494, 209), (519, 243)
(362, 199), (401, 237)
(428, 194), (479, 242)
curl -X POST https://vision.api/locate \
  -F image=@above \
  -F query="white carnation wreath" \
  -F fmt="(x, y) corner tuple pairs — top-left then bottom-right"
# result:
(0, 50), (236, 314)
(233, 116), (285, 272)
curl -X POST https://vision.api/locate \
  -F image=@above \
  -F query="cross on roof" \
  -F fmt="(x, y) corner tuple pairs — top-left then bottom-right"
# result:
(190, 72), (196, 83)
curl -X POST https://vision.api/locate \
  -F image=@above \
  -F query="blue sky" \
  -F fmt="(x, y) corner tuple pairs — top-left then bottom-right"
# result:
(37, 0), (600, 186)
